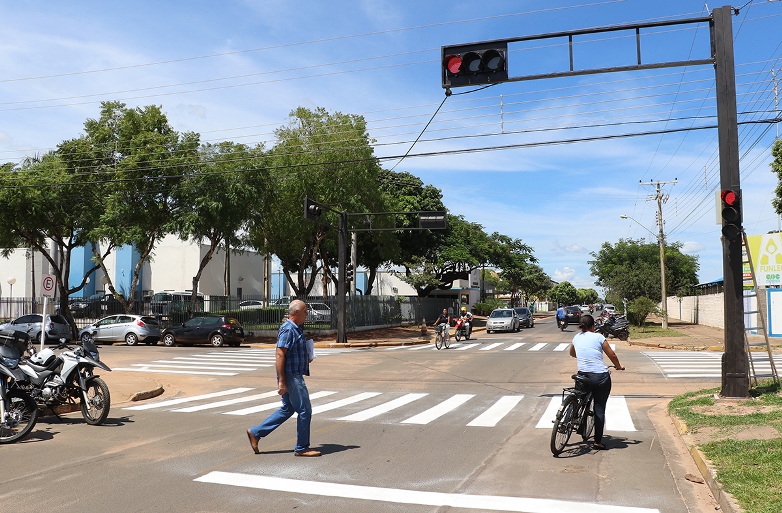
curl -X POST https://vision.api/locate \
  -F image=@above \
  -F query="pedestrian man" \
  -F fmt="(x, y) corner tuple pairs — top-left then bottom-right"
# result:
(247, 299), (321, 457)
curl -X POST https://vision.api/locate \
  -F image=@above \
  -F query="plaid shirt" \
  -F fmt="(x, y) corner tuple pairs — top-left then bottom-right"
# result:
(277, 318), (309, 376)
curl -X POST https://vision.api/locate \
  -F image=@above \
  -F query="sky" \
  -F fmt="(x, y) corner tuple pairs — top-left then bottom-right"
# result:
(1, 0), (781, 293)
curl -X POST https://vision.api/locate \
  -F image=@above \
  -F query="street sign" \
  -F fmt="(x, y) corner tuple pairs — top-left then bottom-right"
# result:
(41, 274), (56, 298)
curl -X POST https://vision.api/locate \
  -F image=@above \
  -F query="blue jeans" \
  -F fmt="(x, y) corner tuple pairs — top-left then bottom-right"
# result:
(249, 374), (312, 453)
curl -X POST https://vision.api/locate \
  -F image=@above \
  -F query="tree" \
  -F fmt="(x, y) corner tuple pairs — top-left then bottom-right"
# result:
(486, 233), (536, 307)
(246, 107), (384, 297)
(62, 101), (201, 313)
(628, 296), (658, 328)
(549, 281), (578, 306)
(577, 288), (599, 305)
(771, 138), (782, 214)
(176, 141), (264, 314)
(588, 238), (699, 302)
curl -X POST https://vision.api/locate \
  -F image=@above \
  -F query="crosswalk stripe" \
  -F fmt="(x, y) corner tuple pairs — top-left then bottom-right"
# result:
(529, 343), (547, 351)
(535, 396), (636, 431)
(172, 391), (280, 412)
(480, 343), (503, 351)
(176, 355), (275, 362)
(339, 393), (427, 421)
(311, 392), (382, 415)
(467, 396), (524, 427)
(402, 394), (475, 424)
(455, 343), (479, 351)
(224, 391), (338, 416)
(408, 344), (433, 350)
(149, 360), (262, 367)
(504, 343), (525, 351)
(124, 388), (255, 410)
(129, 363), (263, 372)
(554, 343), (569, 352)
(113, 367), (238, 376)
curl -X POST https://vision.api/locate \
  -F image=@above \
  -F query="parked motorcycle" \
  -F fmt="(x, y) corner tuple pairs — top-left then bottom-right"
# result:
(596, 315), (629, 341)
(0, 330), (39, 443)
(454, 317), (470, 341)
(17, 337), (112, 425)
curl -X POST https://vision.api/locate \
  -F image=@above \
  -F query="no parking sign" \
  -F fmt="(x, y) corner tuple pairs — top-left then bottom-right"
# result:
(42, 274), (56, 298)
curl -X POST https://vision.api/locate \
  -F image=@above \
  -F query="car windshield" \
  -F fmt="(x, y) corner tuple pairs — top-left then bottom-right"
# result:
(490, 310), (512, 318)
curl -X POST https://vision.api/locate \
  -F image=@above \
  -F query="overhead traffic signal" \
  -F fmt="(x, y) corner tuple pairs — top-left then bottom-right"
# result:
(720, 189), (741, 240)
(344, 263), (354, 283)
(304, 197), (322, 221)
(442, 42), (508, 89)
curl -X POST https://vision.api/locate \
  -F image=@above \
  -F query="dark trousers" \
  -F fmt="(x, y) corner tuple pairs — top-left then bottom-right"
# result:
(578, 371), (612, 444)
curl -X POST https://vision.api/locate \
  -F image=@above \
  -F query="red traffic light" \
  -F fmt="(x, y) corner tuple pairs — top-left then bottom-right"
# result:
(441, 42), (508, 88)
(721, 189), (738, 206)
(444, 54), (462, 74)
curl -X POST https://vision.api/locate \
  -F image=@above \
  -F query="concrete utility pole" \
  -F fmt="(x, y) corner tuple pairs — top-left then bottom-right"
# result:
(640, 179), (677, 330)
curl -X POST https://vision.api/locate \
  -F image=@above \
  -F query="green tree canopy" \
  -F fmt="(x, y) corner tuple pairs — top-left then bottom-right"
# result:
(549, 281), (579, 306)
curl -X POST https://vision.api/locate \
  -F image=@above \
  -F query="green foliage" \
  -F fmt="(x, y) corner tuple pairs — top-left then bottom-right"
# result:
(771, 139), (782, 215)
(589, 238), (699, 301)
(577, 288), (599, 305)
(549, 281), (578, 306)
(473, 297), (505, 315)
(627, 296), (658, 327)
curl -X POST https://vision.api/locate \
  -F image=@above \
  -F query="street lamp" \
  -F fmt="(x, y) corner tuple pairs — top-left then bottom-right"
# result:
(620, 215), (668, 329)
(7, 277), (16, 318)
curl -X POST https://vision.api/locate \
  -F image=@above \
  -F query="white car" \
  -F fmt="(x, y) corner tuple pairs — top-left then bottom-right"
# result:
(307, 302), (332, 322)
(603, 304), (616, 314)
(580, 305), (591, 314)
(486, 308), (519, 333)
(239, 300), (264, 310)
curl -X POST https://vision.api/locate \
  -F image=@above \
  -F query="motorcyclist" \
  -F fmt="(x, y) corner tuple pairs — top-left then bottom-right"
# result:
(556, 304), (566, 329)
(460, 307), (473, 338)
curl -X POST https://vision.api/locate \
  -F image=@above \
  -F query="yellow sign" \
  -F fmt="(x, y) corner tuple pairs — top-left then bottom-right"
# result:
(746, 233), (782, 286)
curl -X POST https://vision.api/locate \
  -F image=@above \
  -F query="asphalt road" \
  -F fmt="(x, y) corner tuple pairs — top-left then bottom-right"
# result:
(2, 318), (720, 513)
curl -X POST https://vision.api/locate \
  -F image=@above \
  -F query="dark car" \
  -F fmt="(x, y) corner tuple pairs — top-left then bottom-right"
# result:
(161, 315), (244, 348)
(564, 306), (581, 323)
(513, 307), (535, 328)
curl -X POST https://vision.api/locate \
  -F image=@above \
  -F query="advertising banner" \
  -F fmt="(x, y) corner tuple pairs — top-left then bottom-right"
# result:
(745, 233), (782, 287)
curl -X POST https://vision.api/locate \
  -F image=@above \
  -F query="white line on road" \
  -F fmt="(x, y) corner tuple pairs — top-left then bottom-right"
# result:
(504, 343), (525, 351)
(124, 388), (255, 410)
(467, 396), (524, 427)
(171, 391), (280, 412)
(311, 392), (382, 415)
(223, 391), (337, 416)
(455, 343), (479, 351)
(480, 343), (503, 351)
(402, 394), (474, 424)
(113, 367), (238, 376)
(528, 343), (547, 351)
(554, 343), (570, 352)
(194, 472), (660, 513)
(535, 396), (636, 431)
(338, 393), (427, 421)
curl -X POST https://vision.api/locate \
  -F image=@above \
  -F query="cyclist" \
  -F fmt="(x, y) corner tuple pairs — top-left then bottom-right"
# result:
(460, 306), (473, 338)
(435, 308), (451, 343)
(568, 314), (625, 450)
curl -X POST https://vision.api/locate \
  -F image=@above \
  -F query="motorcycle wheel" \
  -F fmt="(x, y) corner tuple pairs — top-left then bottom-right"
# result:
(618, 332), (629, 341)
(455, 332), (461, 342)
(81, 377), (111, 426)
(0, 389), (39, 444)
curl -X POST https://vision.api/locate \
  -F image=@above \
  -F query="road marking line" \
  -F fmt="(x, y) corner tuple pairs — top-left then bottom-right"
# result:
(224, 391), (337, 416)
(467, 396), (524, 427)
(480, 343), (503, 351)
(129, 363), (263, 372)
(171, 391), (280, 412)
(408, 344), (433, 350)
(528, 343), (547, 351)
(339, 393), (427, 421)
(113, 367), (238, 376)
(402, 394), (474, 424)
(455, 343), (479, 351)
(554, 343), (570, 352)
(175, 355), (275, 361)
(504, 343), (525, 350)
(124, 388), (254, 410)
(535, 396), (636, 431)
(311, 392), (382, 415)
(194, 472), (660, 513)
(148, 360), (262, 367)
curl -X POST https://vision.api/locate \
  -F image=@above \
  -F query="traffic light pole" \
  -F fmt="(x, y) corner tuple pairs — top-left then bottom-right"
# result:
(336, 211), (348, 344)
(713, 6), (748, 398)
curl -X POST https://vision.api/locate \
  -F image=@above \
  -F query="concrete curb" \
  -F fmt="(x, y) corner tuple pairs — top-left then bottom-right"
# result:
(669, 414), (741, 513)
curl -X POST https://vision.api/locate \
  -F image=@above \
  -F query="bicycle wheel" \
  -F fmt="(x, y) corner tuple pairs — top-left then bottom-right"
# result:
(444, 335), (450, 349)
(581, 397), (595, 441)
(550, 395), (577, 456)
(435, 332), (443, 350)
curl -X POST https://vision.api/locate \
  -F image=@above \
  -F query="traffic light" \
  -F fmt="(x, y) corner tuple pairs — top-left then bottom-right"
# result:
(344, 263), (354, 283)
(304, 197), (322, 221)
(442, 42), (508, 89)
(720, 189), (741, 240)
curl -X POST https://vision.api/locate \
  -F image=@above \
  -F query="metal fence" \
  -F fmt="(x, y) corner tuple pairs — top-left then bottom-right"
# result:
(1, 294), (455, 334)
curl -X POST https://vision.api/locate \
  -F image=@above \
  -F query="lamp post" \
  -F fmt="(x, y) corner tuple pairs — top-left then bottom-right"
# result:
(6, 277), (15, 318)
(620, 215), (668, 329)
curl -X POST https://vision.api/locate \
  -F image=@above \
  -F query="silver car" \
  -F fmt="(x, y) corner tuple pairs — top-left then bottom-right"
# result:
(78, 314), (161, 346)
(486, 308), (520, 333)
(0, 314), (71, 343)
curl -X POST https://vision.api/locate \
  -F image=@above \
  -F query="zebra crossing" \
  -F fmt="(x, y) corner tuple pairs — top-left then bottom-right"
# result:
(643, 350), (782, 378)
(112, 348), (353, 376)
(123, 387), (637, 431)
(385, 342), (614, 353)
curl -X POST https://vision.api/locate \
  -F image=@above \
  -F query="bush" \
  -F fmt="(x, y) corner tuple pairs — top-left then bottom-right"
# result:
(473, 297), (506, 315)
(627, 297), (658, 327)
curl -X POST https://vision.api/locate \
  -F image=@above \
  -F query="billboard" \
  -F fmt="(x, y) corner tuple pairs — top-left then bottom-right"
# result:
(745, 233), (782, 287)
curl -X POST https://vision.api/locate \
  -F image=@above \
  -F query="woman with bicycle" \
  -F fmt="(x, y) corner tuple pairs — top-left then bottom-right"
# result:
(568, 314), (625, 450)
(434, 308), (450, 343)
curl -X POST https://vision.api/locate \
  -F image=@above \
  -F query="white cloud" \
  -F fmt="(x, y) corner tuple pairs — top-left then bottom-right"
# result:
(680, 241), (704, 254)
(553, 267), (576, 282)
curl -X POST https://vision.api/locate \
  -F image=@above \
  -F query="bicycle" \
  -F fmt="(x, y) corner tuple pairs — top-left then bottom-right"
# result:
(550, 368), (615, 455)
(434, 324), (450, 350)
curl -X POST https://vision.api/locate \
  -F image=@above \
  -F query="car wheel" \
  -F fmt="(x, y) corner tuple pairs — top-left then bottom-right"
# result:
(80, 332), (93, 344)
(210, 334), (224, 347)
(487, 329), (493, 334)
(35, 332), (42, 345)
(162, 333), (176, 347)
(125, 332), (139, 346)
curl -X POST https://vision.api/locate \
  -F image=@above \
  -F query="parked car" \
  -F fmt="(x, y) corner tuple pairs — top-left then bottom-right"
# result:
(0, 314), (71, 343)
(161, 315), (245, 347)
(513, 307), (535, 328)
(306, 302), (332, 322)
(78, 314), (161, 346)
(239, 300), (264, 310)
(486, 308), (520, 333)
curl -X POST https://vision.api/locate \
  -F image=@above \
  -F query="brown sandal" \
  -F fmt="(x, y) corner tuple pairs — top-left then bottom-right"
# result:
(593, 443), (607, 450)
